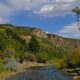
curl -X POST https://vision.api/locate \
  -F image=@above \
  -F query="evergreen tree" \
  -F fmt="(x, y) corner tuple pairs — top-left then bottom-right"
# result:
(28, 36), (40, 53)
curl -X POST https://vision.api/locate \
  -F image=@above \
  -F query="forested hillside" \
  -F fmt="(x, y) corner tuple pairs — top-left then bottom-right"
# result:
(0, 24), (80, 72)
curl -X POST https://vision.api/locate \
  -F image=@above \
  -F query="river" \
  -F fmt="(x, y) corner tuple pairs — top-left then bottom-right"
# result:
(6, 65), (73, 80)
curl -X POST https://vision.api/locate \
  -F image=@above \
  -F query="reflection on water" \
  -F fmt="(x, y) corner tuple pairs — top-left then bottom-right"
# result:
(6, 65), (73, 80)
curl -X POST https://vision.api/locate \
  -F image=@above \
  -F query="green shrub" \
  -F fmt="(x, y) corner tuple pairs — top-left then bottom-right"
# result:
(4, 57), (18, 72)
(16, 52), (25, 63)
(48, 59), (63, 69)
(24, 53), (36, 61)
(0, 63), (5, 73)
(60, 60), (68, 69)
(36, 52), (49, 63)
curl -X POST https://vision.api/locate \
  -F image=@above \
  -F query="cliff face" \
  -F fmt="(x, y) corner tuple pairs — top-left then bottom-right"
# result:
(47, 33), (80, 48)
(0, 24), (80, 48)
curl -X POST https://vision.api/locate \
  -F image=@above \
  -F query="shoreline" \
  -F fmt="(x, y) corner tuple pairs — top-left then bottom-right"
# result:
(0, 61), (50, 80)
(0, 61), (80, 80)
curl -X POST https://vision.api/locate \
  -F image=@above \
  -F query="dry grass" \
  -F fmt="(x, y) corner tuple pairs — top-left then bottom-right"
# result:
(73, 76), (80, 80)
(0, 70), (15, 80)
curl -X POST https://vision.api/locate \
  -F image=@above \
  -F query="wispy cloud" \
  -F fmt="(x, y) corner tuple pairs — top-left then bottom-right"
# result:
(57, 22), (80, 38)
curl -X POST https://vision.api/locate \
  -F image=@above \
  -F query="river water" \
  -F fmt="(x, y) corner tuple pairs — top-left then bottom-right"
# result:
(6, 65), (73, 80)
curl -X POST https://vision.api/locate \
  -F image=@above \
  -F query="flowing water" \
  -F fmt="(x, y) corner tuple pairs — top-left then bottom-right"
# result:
(6, 65), (73, 80)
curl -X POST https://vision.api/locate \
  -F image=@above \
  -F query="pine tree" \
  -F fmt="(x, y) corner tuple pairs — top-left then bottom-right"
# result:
(28, 36), (40, 53)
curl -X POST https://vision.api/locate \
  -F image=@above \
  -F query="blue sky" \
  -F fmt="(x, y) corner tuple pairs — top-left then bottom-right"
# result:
(10, 12), (75, 32)
(0, 0), (80, 38)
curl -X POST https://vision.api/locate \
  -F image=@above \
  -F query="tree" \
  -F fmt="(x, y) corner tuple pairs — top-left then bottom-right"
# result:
(72, 6), (80, 29)
(28, 36), (40, 53)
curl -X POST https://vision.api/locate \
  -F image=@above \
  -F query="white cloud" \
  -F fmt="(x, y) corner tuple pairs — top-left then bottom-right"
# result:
(36, 4), (54, 16)
(35, 0), (80, 16)
(0, 17), (9, 23)
(56, 0), (74, 2)
(0, 1), (14, 23)
(57, 22), (80, 38)
(0, 0), (80, 17)
(0, 2), (11, 17)
(59, 23), (78, 33)
(0, 0), (80, 23)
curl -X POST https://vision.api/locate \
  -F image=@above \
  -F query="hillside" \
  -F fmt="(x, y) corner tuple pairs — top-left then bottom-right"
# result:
(0, 24), (80, 48)
(0, 24), (80, 71)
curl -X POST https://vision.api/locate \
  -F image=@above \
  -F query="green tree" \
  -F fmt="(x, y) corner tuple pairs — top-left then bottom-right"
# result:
(28, 36), (40, 53)
(72, 6), (80, 29)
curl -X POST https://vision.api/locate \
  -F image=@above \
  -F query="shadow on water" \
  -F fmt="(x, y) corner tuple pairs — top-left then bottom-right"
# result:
(6, 65), (73, 80)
